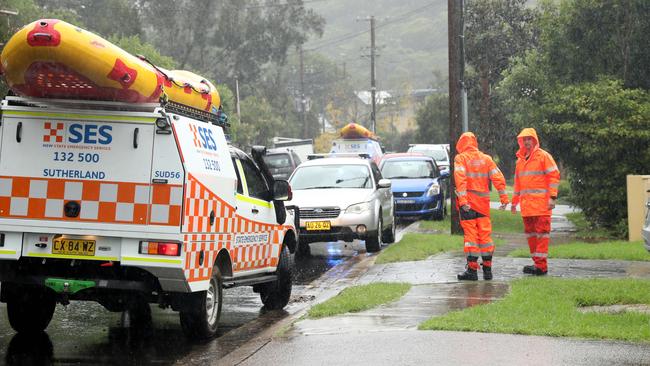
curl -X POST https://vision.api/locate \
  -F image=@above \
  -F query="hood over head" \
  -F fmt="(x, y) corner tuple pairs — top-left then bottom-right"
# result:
(516, 128), (540, 158)
(456, 132), (479, 154)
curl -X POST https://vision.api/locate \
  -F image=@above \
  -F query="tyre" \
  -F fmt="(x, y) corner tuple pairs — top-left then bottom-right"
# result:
(179, 267), (223, 339)
(366, 217), (383, 253)
(5, 284), (56, 333)
(382, 217), (396, 244)
(259, 245), (292, 310)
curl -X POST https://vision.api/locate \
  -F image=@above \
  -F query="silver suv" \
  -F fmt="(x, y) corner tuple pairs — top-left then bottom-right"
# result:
(287, 156), (395, 252)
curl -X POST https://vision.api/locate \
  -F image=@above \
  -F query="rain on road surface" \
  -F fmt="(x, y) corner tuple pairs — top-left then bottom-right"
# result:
(0, 223), (410, 365)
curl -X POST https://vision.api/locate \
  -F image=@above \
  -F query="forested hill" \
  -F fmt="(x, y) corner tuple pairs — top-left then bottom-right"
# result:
(306, 0), (448, 91)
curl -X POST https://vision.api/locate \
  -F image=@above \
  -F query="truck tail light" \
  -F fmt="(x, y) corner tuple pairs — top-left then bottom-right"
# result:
(139, 241), (181, 256)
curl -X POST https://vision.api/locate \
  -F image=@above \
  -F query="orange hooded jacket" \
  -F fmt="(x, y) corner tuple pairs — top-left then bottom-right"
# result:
(454, 132), (509, 216)
(512, 128), (560, 217)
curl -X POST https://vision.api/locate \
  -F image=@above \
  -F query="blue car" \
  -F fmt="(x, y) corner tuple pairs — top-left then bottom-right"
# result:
(379, 153), (449, 220)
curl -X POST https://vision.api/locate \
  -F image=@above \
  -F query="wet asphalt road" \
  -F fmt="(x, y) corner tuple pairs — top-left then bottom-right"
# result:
(0, 224), (410, 365)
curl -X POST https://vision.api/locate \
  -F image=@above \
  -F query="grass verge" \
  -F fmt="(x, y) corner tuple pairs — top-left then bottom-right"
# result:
(566, 211), (617, 240)
(308, 282), (411, 319)
(420, 208), (523, 234)
(376, 233), (463, 264)
(419, 277), (650, 342)
(489, 184), (513, 202)
(509, 240), (650, 261)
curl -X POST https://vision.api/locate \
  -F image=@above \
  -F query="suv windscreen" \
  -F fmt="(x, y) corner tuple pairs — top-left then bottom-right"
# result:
(263, 153), (292, 169)
(290, 164), (372, 189)
(381, 160), (437, 179)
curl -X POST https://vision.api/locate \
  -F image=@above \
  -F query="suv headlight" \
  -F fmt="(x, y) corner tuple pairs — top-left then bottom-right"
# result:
(426, 184), (440, 197)
(346, 201), (372, 214)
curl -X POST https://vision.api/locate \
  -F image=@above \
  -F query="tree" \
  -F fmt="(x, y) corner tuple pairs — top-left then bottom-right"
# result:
(464, 0), (538, 176)
(109, 35), (177, 69)
(415, 93), (449, 145)
(536, 79), (650, 236)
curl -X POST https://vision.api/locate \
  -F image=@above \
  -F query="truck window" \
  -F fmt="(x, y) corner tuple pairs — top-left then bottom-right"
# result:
(232, 157), (244, 194)
(240, 158), (270, 200)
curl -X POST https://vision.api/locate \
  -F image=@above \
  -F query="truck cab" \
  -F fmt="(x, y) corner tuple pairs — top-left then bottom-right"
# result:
(0, 96), (297, 339)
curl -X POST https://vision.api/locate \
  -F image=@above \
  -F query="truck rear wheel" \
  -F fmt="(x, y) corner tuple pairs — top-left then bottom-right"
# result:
(5, 284), (56, 333)
(259, 245), (292, 310)
(179, 267), (223, 339)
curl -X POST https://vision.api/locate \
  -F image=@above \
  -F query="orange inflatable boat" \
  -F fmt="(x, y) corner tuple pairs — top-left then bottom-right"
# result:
(0, 19), (220, 114)
(340, 123), (377, 140)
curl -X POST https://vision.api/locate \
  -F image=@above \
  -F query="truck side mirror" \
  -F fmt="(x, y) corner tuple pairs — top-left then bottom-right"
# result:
(273, 180), (292, 201)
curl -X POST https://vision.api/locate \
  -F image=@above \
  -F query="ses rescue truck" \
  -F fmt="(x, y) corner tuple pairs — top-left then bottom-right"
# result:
(0, 96), (298, 339)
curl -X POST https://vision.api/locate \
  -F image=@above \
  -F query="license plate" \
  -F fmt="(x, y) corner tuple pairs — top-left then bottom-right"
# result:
(306, 221), (331, 231)
(397, 200), (416, 204)
(52, 238), (96, 256)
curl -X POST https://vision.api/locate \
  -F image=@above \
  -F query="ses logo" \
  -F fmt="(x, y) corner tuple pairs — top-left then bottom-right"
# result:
(43, 122), (112, 144)
(189, 123), (217, 151)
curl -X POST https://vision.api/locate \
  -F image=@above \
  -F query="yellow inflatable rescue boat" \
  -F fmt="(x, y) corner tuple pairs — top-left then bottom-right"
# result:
(340, 123), (376, 140)
(0, 19), (220, 114)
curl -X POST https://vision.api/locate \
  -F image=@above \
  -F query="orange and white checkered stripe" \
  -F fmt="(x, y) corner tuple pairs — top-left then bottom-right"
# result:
(183, 174), (288, 282)
(0, 176), (182, 226)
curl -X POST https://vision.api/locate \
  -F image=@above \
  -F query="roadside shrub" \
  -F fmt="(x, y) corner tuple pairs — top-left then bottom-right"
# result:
(537, 79), (650, 237)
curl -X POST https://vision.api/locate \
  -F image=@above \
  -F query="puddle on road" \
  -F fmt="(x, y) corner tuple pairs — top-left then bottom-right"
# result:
(294, 282), (509, 336)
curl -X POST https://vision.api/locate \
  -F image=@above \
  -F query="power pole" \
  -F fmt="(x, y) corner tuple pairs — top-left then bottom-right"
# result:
(369, 15), (377, 134)
(299, 46), (307, 138)
(448, 0), (464, 235)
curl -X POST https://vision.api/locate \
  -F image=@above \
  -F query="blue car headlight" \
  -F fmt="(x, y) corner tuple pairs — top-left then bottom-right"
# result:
(426, 184), (440, 197)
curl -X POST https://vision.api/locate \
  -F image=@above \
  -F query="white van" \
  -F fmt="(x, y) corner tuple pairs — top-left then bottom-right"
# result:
(0, 96), (297, 339)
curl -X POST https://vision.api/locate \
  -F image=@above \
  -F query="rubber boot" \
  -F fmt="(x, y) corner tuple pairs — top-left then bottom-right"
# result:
(457, 268), (478, 281)
(522, 265), (536, 274)
(482, 264), (493, 280)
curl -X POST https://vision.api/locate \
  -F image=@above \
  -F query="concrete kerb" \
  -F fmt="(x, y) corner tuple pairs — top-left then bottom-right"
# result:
(216, 250), (380, 365)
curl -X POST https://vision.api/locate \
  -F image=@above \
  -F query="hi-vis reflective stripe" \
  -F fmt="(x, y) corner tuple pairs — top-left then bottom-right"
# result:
(122, 256), (183, 264)
(545, 166), (558, 174)
(236, 193), (273, 208)
(457, 191), (467, 196)
(464, 242), (479, 248)
(27, 253), (119, 261)
(466, 172), (489, 178)
(455, 166), (466, 172)
(468, 189), (490, 197)
(3, 110), (157, 123)
(0, 176), (182, 226)
(532, 252), (548, 258)
(517, 170), (546, 177)
(488, 168), (500, 176)
(0, 250), (16, 255)
(520, 189), (548, 194)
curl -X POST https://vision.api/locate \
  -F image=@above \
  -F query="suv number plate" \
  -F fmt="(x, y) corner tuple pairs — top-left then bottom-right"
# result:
(306, 221), (331, 231)
(52, 239), (96, 256)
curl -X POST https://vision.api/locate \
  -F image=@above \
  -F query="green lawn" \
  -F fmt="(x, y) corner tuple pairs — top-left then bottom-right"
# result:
(566, 212), (618, 240)
(376, 233), (463, 264)
(419, 278), (650, 342)
(509, 240), (650, 261)
(308, 282), (411, 318)
(489, 184), (513, 202)
(420, 208), (523, 234)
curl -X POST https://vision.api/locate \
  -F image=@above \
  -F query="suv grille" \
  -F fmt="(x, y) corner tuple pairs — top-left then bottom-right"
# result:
(300, 207), (341, 219)
(393, 191), (423, 198)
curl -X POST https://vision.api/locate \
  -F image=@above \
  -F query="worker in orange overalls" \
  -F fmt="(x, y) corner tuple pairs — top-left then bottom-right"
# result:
(511, 128), (560, 275)
(454, 132), (509, 281)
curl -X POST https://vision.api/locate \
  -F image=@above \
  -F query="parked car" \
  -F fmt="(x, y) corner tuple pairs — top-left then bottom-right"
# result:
(263, 148), (302, 180)
(407, 144), (450, 171)
(287, 155), (395, 253)
(380, 153), (449, 220)
(643, 201), (650, 252)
